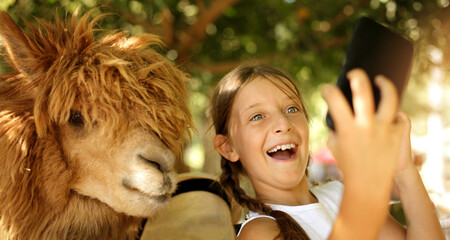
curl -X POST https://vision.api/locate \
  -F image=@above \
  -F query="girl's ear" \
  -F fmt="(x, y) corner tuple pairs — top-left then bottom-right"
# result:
(214, 134), (239, 162)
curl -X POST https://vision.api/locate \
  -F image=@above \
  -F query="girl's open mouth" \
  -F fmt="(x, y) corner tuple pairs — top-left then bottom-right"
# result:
(267, 143), (297, 160)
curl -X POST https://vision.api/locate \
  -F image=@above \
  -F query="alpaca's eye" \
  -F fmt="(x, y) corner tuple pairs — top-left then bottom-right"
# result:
(69, 111), (84, 127)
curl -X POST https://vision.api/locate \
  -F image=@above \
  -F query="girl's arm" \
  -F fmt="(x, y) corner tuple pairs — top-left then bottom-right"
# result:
(386, 164), (445, 240)
(377, 113), (445, 239)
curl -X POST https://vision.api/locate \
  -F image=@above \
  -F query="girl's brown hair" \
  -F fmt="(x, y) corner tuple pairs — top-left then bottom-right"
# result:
(210, 63), (310, 240)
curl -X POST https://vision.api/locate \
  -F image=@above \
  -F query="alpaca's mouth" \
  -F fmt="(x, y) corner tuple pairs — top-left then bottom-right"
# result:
(154, 194), (171, 203)
(122, 177), (174, 202)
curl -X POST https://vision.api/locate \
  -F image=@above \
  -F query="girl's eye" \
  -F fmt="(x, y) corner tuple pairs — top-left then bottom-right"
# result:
(250, 114), (263, 121)
(286, 106), (299, 114)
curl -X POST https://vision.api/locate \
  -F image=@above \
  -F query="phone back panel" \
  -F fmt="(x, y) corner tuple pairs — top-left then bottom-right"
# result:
(326, 17), (414, 130)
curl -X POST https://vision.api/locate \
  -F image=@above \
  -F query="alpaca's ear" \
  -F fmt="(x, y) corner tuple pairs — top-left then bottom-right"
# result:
(0, 11), (34, 75)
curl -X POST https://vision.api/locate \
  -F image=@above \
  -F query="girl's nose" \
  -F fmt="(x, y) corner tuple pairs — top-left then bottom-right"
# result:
(273, 114), (291, 133)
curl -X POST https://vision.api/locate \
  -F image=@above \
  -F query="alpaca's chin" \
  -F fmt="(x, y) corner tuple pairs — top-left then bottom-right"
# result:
(117, 171), (177, 217)
(71, 170), (177, 218)
(113, 191), (172, 217)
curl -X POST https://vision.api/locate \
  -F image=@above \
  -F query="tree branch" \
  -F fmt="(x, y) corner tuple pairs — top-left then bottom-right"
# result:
(177, 0), (242, 60)
(195, 0), (207, 13)
(112, 7), (157, 33)
(161, 8), (175, 47)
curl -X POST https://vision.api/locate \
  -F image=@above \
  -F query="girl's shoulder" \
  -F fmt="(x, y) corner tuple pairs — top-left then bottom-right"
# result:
(310, 180), (343, 205)
(238, 216), (279, 240)
(311, 179), (343, 192)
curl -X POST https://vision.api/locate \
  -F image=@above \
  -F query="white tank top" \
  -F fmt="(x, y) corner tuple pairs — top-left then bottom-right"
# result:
(237, 181), (343, 240)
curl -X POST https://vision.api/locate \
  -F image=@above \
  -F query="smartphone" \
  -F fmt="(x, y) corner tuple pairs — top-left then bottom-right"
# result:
(325, 17), (414, 130)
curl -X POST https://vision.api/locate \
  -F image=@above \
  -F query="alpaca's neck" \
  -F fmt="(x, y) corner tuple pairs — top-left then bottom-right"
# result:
(1, 187), (143, 239)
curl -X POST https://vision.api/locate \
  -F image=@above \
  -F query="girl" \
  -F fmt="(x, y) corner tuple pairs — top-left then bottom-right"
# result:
(210, 63), (444, 239)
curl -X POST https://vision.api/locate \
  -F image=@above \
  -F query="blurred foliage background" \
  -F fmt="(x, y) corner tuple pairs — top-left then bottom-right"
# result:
(1, 0), (449, 218)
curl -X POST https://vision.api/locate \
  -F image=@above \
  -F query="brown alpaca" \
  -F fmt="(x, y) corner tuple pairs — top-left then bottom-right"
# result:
(0, 9), (192, 239)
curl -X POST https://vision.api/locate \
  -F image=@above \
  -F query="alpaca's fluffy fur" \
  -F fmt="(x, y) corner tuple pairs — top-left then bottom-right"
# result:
(0, 9), (193, 239)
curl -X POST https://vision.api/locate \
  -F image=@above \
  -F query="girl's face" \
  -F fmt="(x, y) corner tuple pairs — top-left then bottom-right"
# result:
(223, 76), (310, 196)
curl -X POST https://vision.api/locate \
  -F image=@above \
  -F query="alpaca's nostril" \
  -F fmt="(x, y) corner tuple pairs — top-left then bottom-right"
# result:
(149, 161), (163, 172)
(138, 155), (167, 172)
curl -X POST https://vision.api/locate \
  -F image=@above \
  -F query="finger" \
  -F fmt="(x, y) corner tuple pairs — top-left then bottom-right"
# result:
(347, 69), (375, 123)
(326, 131), (337, 156)
(375, 75), (399, 123)
(322, 84), (353, 131)
(396, 111), (411, 134)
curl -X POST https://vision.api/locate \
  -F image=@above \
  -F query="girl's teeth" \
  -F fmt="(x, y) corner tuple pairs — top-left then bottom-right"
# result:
(269, 144), (296, 153)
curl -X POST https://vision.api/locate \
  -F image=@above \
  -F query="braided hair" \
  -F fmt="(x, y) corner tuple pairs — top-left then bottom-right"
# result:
(210, 63), (311, 240)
